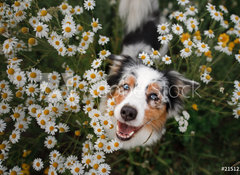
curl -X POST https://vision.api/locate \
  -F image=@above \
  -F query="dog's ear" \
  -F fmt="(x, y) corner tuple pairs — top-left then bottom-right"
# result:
(163, 70), (199, 117)
(107, 54), (137, 86)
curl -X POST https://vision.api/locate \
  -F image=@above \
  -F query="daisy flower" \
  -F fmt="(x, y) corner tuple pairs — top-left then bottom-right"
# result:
(138, 51), (150, 61)
(162, 55), (172, 64)
(48, 167), (57, 175)
(48, 71), (61, 84)
(29, 16), (39, 27)
(200, 73), (212, 84)
(75, 6), (83, 15)
(66, 92), (80, 106)
(12, 1), (24, 11)
(45, 121), (58, 135)
(25, 83), (39, 97)
(48, 89), (62, 104)
(99, 49), (111, 59)
(8, 166), (21, 175)
(98, 163), (111, 175)
(84, 0), (96, 11)
(71, 162), (85, 175)
(1, 89), (13, 102)
(0, 80), (10, 91)
(91, 18), (102, 33)
(230, 14), (240, 24)
(82, 155), (93, 168)
(67, 45), (77, 56)
(15, 120), (28, 132)
(186, 18), (199, 32)
(235, 54), (240, 63)
(58, 123), (69, 133)
(0, 164), (7, 175)
(33, 158), (44, 171)
(38, 8), (52, 22)
(44, 135), (57, 149)
(14, 10), (26, 22)
(175, 11), (186, 22)
(85, 69), (100, 83)
(210, 10), (223, 21)
(98, 35), (109, 45)
(206, 3), (216, 13)
(34, 22), (49, 38)
(177, 0), (189, 6)
(0, 102), (10, 114)
(9, 129), (20, 144)
(37, 116), (47, 129)
(233, 107), (240, 119)
(78, 80), (88, 92)
(186, 6), (198, 16)
(89, 85), (101, 98)
(11, 107), (25, 121)
(180, 47), (192, 58)
(49, 150), (61, 161)
(0, 119), (6, 132)
(62, 23), (76, 38)
(172, 24), (183, 35)
(234, 80), (240, 90)
(157, 23), (170, 35)
(27, 69), (42, 83)
(65, 155), (78, 169)
(204, 29), (215, 38)
(91, 59), (102, 69)
(197, 42), (209, 53)
(93, 151), (105, 164)
(59, 2), (71, 15)
(219, 5), (228, 13)
(94, 139), (106, 151)
(0, 140), (11, 152)
(158, 34), (172, 44)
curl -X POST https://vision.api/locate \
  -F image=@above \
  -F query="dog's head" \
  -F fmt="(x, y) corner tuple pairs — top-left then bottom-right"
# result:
(106, 55), (198, 149)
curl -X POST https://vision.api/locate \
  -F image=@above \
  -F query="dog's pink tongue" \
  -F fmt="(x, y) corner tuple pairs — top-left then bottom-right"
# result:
(118, 121), (136, 135)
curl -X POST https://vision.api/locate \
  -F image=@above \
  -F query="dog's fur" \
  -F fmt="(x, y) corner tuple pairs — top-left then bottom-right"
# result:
(100, 0), (198, 149)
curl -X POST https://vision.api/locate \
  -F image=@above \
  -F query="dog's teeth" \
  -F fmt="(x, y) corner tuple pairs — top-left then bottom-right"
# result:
(129, 131), (134, 136)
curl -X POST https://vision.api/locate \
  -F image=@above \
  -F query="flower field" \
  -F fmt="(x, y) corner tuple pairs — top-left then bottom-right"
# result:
(0, 0), (239, 174)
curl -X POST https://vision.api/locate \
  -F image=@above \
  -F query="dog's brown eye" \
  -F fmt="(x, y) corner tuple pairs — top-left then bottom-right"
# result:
(149, 93), (159, 101)
(123, 84), (130, 90)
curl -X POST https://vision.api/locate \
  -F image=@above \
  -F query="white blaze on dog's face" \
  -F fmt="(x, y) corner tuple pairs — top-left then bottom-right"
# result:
(105, 55), (198, 149)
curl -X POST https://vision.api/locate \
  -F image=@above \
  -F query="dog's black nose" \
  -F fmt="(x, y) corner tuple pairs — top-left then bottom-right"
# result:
(120, 105), (137, 121)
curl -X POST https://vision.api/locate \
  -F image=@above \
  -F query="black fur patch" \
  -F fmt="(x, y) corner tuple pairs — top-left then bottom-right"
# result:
(107, 55), (139, 87)
(162, 70), (184, 112)
(123, 20), (160, 50)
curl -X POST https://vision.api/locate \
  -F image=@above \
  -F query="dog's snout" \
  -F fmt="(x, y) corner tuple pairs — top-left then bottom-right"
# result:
(120, 105), (137, 121)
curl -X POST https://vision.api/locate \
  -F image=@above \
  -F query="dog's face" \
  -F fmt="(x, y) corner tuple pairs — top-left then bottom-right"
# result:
(105, 55), (198, 149)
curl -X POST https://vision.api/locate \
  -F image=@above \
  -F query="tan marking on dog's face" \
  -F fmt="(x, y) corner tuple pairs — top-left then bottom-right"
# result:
(110, 75), (136, 105)
(144, 105), (167, 131)
(144, 82), (167, 131)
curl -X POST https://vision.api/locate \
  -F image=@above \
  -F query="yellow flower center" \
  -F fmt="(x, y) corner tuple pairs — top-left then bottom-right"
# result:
(28, 38), (36, 45)
(83, 35), (89, 41)
(12, 133), (16, 139)
(13, 113), (20, 118)
(185, 48), (190, 52)
(65, 27), (71, 33)
(40, 120), (45, 125)
(101, 50), (106, 55)
(90, 73), (96, 79)
(161, 26), (166, 30)
(52, 162), (58, 168)
(29, 87), (35, 93)
(30, 72), (37, 78)
(41, 10), (47, 16)
(92, 22), (98, 28)
(8, 68), (15, 75)
(21, 27), (28, 33)
(75, 167), (80, 173)
(0, 144), (6, 150)
(99, 86), (105, 91)
(10, 171), (17, 175)
(62, 4), (68, 10)
(93, 164), (99, 170)
(16, 75), (22, 81)
(98, 142), (103, 148)
(36, 26), (43, 32)
(206, 75), (211, 80)
(49, 126), (54, 131)
(69, 97), (75, 102)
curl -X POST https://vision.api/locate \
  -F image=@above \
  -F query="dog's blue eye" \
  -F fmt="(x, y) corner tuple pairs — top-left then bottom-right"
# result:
(123, 84), (129, 90)
(149, 93), (159, 101)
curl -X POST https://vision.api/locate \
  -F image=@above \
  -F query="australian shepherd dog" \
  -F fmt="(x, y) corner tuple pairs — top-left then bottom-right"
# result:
(100, 0), (199, 149)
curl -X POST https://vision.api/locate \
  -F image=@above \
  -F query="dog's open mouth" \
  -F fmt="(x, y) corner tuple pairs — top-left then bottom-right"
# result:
(116, 121), (142, 141)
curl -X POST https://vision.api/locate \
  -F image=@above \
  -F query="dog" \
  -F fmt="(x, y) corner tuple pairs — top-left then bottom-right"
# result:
(100, 0), (199, 149)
